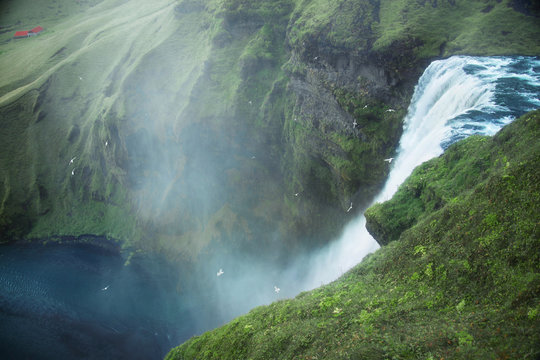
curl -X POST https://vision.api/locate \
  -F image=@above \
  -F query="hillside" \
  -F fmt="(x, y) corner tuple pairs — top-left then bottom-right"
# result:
(166, 110), (540, 359)
(1, 0), (539, 263)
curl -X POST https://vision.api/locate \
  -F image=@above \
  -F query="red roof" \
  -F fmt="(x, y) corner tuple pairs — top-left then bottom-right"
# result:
(14, 30), (29, 38)
(30, 26), (43, 33)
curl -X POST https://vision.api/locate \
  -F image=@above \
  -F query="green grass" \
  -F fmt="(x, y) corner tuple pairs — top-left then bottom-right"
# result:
(0, 0), (212, 246)
(375, 0), (540, 58)
(166, 110), (540, 360)
(365, 111), (539, 246)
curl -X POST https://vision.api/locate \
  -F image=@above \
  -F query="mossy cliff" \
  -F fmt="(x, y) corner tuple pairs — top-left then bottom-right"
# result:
(1, 0), (539, 262)
(166, 110), (540, 360)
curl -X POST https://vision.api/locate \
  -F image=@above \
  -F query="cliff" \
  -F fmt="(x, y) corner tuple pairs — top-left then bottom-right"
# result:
(166, 110), (540, 359)
(1, 0), (539, 263)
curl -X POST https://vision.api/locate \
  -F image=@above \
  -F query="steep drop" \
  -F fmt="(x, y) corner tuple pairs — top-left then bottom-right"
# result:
(296, 55), (540, 290)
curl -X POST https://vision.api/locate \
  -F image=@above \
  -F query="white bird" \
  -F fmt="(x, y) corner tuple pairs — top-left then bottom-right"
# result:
(386, 108), (395, 112)
(79, 76), (83, 81)
(384, 157), (394, 163)
(363, 105), (368, 109)
(248, 100), (252, 105)
(251, 155), (256, 159)
(274, 285), (280, 294)
(217, 268), (224, 276)
(101, 285), (109, 291)
(347, 202), (353, 212)
(105, 140), (108, 147)
(69, 156), (76, 164)
(294, 193), (299, 197)
(71, 169), (75, 176)
(352, 120), (358, 128)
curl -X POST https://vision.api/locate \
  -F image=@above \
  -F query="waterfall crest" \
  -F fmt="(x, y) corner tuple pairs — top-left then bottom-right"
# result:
(297, 56), (540, 290)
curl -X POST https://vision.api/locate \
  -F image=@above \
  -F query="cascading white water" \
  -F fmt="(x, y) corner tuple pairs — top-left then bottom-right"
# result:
(297, 55), (540, 290)
(376, 56), (539, 202)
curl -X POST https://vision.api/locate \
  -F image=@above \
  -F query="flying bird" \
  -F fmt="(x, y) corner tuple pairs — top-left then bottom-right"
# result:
(294, 193), (299, 197)
(386, 108), (395, 112)
(384, 158), (394, 163)
(79, 76), (83, 81)
(363, 105), (368, 109)
(217, 268), (224, 277)
(71, 169), (75, 176)
(69, 156), (76, 164)
(347, 202), (353, 212)
(105, 140), (108, 147)
(101, 285), (109, 291)
(274, 286), (280, 294)
(352, 120), (358, 128)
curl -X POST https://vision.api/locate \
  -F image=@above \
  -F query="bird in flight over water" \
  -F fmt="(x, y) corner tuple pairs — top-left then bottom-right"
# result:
(384, 158), (394, 163)
(217, 269), (224, 276)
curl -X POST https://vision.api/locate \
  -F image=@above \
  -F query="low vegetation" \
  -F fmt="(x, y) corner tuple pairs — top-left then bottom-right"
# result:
(166, 111), (540, 359)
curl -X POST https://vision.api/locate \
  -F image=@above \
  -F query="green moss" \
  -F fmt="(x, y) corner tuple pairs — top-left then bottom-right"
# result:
(375, 0), (540, 58)
(365, 110), (539, 246)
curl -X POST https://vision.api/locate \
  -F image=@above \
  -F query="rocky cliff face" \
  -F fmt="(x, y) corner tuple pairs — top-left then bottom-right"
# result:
(1, 0), (539, 263)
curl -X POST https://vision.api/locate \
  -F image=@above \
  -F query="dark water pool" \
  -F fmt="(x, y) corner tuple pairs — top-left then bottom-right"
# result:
(0, 242), (194, 360)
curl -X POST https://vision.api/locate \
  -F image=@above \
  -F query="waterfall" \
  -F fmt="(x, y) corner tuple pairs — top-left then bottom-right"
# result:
(297, 56), (540, 290)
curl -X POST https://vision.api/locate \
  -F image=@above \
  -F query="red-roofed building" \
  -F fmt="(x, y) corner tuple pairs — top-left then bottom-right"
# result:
(14, 30), (29, 39)
(29, 26), (43, 35)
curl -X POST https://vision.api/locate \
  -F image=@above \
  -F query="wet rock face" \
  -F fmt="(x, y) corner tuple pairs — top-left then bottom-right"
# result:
(280, 38), (410, 218)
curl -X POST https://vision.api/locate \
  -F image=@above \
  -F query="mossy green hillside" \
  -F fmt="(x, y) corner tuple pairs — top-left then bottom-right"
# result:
(365, 109), (540, 246)
(166, 111), (540, 360)
(375, 0), (540, 59)
(0, 0), (212, 247)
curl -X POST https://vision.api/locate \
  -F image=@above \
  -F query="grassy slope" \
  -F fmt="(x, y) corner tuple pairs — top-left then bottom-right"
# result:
(166, 110), (540, 360)
(375, 0), (540, 58)
(0, 0), (212, 246)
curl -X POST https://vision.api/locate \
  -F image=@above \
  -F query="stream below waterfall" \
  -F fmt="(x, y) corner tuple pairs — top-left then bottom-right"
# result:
(0, 243), (191, 360)
(1, 56), (539, 359)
